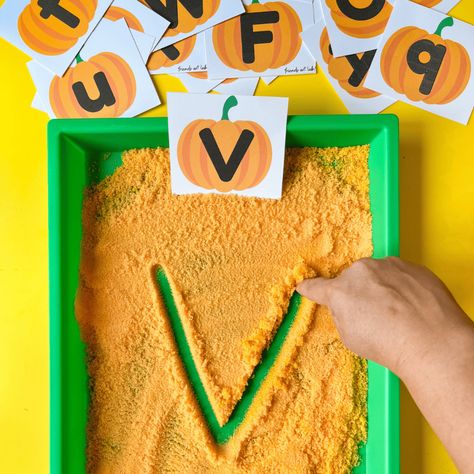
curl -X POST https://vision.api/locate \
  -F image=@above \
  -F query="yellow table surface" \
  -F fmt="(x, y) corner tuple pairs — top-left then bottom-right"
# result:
(0, 2), (473, 473)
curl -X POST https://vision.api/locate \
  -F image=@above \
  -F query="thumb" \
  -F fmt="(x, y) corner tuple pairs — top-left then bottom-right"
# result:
(296, 277), (334, 306)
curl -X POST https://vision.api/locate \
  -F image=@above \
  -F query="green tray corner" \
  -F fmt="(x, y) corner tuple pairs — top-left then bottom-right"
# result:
(48, 114), (400, 474)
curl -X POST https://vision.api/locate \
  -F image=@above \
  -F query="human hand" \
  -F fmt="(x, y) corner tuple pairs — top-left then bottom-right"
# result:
(297, 257), (472, 377)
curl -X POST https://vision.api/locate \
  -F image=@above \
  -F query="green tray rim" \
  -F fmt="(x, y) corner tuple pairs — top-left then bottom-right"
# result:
(48, 114), (400, 474)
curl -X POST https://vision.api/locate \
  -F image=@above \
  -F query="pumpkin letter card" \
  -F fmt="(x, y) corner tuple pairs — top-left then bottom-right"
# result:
(319, 0), (461, 58)
(302, 19), (396, 114)
(365, 0), (474, 124)
(167, 92), (289, 199)
(0, 0), (113, 75)
(205, 0), (316, 79)
(28, 18), (160, 118)
(149, 0), (245, 49)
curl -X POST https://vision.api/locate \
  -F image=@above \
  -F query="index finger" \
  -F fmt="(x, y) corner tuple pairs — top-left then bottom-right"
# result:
(296, 277), (334, 306)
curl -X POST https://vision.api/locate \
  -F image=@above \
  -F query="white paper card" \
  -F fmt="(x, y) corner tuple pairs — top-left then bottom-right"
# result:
(214, 77), (260, 96)
(104, 0), (169, 41)
(28, 18), (160, 118)
(0, 0), (113, 75)
(150, 0), (245, 49)
(148, 32), (207, 75)
(131, 29), (156, 62)
(168, 92), (289, 199)
(173, 73), (222, 93)
(320, 0), (394, 57)
(206, 0), (316, 79)
(411, 0), (461, 14)
(302, 20), (395, 113)
(365, 0), (474, 124)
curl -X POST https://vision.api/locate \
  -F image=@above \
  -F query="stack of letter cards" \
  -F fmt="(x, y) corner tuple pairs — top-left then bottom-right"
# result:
(0, 0), (473, 123)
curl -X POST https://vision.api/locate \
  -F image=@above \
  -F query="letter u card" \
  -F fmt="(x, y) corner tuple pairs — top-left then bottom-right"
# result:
(205, 0), (316, 79)
(302, 19), (396, 113)
(167, 92), (289, 199)
(28, 18), (161, 118)
(365, 0), (474, 124)
(0, 0), (113, 75)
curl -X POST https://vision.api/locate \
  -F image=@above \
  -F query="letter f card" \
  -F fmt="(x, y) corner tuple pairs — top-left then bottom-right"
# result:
(167, 92), (289, 199)
(28, 18), (161, 118)
(0, 0), (113, 75)
(205, 0), (316, 79)
(365, 0), (474, 124)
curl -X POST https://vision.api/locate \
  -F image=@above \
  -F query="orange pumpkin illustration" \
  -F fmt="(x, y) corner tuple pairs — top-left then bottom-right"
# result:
(147, 35), (197, 70)
(325, 0), (393, 39)
(178, 96), (272, 192)
(105, 6), (144, 32)
(412, 0), (441, 6)
(139, 0), (220, 38)
(320, 27), (380, 98)
(212, 0), (302, 73)
(18, 0), (98, 55)
(381, 18), (471, 104)
(49, 52), (136, 118)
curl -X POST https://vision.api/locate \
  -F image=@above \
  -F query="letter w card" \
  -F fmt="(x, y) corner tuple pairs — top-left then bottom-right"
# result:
(0, 0), (113, 76)
(365, 0), (474, 124)
(167, 92), (289, 198)
(205, 0), (316, 79)
(28, 18), (161, 118)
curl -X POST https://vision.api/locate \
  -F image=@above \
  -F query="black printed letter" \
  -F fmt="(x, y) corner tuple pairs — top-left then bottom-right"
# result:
(72, 72), (116, 113)
(142, 0), (203, 29)
(407, 39), (446, 95)
(240, 11), (280, 64)
(336, 0), (385, 21)
(37, 0), (80, 28)
(161, 44), (180, 61)
(199, 129), (255, 182)
(344, 50), (377, 87)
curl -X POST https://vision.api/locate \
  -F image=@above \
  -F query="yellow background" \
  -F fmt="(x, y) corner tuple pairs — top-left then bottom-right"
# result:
(0, 1), (473, 473)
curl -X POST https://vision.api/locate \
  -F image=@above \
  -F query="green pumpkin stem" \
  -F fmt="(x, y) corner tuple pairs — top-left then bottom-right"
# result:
(251, 0), (260, 3)
(221, 96), (238, 121)
(434, 17), (454, 37)
(75, 53), (84, 64)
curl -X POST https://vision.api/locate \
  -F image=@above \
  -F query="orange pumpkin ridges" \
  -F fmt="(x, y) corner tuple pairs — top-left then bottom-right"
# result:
(147, 35), (197, 70)
(177, 96), (272, 193)
(163, 0), (221, 37)
(325, 0), (392, 39)
(18, 0), (98, 55)
(212, 0), (302, 73)
(412, 0), (441, 6)
(380, 17), (471, 105)
(105, 6), (144, 32)
(49, 52), (137, 118)
(320, 28), (379, 99)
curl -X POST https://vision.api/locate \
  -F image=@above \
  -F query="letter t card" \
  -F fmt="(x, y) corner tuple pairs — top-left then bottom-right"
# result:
(167, 92), (289, 199)
(0, 0), (113, 75)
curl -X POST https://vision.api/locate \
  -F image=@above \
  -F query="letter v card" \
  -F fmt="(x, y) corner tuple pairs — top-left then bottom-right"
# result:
(28, 18), (161, 118)
(205, 0), (316, 79)
(0, 0), (113, 76)
(167, 92), (289, 198)
(302, 20), (396, 113)
(365, 0), (474, 124)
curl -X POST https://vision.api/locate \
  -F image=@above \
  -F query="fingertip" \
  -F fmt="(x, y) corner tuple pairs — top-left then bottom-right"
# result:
(296, 277), (331, 304)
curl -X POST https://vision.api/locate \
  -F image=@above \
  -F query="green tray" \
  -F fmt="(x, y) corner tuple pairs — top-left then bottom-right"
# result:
(48, 115), (400, 474)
